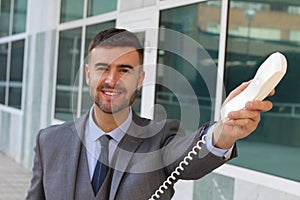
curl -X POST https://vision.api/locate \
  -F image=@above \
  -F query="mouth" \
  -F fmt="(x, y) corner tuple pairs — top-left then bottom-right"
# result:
(99, 84), (127, 99)
(102, 89), (123, 97)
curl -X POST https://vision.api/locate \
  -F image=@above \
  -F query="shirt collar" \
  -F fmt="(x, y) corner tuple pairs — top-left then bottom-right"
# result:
(87, 106), (133, 143)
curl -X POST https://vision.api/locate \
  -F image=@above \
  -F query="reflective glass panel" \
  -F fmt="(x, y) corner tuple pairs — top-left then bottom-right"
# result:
(55, 28), (82, 120)
(0, 44), (8, 82)
(9, 40), (24, 82)
(60, 0), (84, 23)
(0, 0), (11, 37)
(87, 0), (117, 17)
(226, 0), (300, 181)
(156, 1), (221, 131)
(8, 40), (25, 109)
(12, 0), (27, 34)
(0, 43), (8, 104)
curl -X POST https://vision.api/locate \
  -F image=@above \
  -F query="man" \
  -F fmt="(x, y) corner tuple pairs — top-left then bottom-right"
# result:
(26, 28), (273, 200)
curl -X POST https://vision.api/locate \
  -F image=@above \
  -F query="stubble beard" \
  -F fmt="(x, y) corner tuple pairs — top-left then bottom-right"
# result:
(93, 89), (137, 114)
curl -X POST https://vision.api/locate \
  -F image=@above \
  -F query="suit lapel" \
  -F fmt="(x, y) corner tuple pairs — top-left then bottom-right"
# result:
(110, 112), (150, 200)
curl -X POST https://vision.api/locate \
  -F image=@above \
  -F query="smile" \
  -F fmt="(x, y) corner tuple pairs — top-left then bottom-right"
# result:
(103, 91), (122, 96)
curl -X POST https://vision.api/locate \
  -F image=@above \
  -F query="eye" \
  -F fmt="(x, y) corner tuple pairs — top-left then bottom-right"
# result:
(94, 63), (109, 71)
(120, 68), (129, 73)
(98, 66), (108, 71)
(94, 66), (108, 73)
(119, 65), (133, 73)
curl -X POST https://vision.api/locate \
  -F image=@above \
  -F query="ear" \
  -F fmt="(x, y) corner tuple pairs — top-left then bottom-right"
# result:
(137, 70), (145, 91)
(85, 64), (90, 86)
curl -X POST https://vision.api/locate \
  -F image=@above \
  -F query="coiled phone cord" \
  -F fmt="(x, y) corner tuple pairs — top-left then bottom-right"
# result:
(149, 135), (207, 200)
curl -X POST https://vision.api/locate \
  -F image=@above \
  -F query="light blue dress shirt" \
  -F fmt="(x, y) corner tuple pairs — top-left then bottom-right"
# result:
(85, 107), (132, 180)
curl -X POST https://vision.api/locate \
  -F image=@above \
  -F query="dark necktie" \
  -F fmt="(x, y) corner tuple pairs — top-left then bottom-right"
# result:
(91, 135), (110, 195)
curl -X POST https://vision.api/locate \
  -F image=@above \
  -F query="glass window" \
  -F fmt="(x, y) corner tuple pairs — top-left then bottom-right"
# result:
(0, 0), (11, 37)
(0, 40), (25, 109)
(0, 44), (8, 104)
(0, 0), (27, 37)
(55, 28), (82, 120)
(12, 0), (27, 34)
(9, 40), (24, 108)
(225, 0), (300, 181)
(87, 0), (117, 17)
(156, 1), (221, 131)
(60, 0), (84, 23)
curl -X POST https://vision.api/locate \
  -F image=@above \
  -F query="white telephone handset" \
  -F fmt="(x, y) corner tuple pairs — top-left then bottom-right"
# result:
(149, 52), (287, 200)
(221, 52), (287, 120)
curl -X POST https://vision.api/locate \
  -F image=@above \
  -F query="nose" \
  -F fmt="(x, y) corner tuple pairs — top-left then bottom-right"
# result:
(104, 68), (119, 87)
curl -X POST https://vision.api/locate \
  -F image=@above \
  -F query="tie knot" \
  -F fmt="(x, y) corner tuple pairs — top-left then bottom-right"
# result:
(99, 135), (110, 149)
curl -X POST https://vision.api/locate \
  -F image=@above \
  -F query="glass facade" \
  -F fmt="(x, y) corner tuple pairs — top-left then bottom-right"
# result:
(225, 0), (300, 181)
(156, 1), (221, 131)
(87, 0), (117, 17)
(60, 0), (84, 23)
(12, 0), (27, 34)
(0, 0), (27, 36)
(0, 43), (8, 104)
(60, 0), (117, 23)
(8, 40), (24, 109)
(0, 0), (11, 37)
(55, 27), (82, 120)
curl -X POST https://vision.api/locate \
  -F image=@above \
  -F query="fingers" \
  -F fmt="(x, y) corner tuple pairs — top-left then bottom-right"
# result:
(268, 89), (276, 97)
(245, 100), (273, 112)
(224, 99), (272, 131)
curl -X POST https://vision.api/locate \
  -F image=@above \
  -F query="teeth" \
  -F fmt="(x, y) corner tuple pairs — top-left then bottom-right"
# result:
(104, 91), (120, 96)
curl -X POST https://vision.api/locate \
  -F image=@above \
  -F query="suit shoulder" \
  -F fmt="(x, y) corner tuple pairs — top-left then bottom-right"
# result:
(37, 119), (84, 147)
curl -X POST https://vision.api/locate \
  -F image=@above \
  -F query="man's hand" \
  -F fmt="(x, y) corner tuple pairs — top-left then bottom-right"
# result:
(213, 81), (274, 149)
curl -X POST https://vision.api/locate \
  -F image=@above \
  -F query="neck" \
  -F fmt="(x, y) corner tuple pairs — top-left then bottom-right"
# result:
(93, 105), (130, 133)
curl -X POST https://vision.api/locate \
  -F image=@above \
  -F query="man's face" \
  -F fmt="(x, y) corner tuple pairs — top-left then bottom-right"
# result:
(85, 46), (144, 114)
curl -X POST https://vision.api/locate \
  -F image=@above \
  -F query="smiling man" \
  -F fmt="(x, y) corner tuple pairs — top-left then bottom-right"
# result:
(26, 28), (273, 200)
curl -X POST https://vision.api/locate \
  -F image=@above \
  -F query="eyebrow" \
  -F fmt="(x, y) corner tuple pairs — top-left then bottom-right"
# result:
(94, 62), (134, 70)
(119, 64), (134, 69)
(94, 62), (109, 67)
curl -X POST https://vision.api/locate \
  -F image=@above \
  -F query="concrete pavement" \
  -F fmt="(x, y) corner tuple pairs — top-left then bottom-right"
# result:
(0, 152), (31, 200)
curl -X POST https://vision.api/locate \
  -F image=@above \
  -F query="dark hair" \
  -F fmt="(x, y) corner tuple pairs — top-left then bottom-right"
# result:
(88, 28), (144, 64)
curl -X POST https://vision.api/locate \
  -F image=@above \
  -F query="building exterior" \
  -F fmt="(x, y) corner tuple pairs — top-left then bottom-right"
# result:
(0, 0), (300, 199)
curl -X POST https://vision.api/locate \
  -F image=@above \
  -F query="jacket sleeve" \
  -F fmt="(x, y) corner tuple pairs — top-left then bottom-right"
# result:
(162, 121), (237, 180)
(25, 130), (46, 200)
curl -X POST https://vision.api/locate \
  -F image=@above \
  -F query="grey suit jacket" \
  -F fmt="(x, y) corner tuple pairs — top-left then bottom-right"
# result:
(26, 111), (236, 200)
